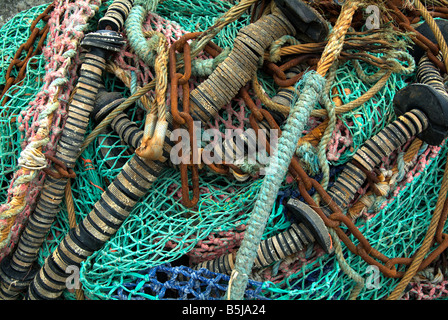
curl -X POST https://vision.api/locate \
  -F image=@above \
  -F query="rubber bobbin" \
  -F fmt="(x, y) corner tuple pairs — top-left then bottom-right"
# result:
(286, 198), (333, 253)
(98, 0), (133, 31)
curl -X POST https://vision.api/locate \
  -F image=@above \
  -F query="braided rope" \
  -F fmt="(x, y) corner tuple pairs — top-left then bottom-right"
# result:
(125, 3), (170, 161)
(106, 62), (153, 109)
(189, 0), (259, 59)
(0, 0), (101, 257)
(227, 0), (361, 300)
(316, 1), (360, 77)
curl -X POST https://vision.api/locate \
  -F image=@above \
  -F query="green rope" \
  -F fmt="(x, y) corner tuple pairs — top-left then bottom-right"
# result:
(316, 61), (339, 191)
(227, 70), (326, 300)
(126, 3), (161, 67)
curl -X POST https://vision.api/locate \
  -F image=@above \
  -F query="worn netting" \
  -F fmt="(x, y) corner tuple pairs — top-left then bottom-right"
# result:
(325, 60), (406, 165)
(1, 0), (448, 300)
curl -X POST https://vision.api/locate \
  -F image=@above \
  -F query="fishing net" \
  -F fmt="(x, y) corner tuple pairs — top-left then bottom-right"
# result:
(1, 0), (448, 301)
(0, 3), (50, 204)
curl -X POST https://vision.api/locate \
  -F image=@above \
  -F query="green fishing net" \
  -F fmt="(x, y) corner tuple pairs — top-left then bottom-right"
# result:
(1, 1), (447, 301)
(0, 3), (50, 204)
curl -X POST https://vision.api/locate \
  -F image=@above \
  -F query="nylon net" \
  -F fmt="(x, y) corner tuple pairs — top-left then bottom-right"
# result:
(1, 0), (447, 301)
(0, 4), (50, 204)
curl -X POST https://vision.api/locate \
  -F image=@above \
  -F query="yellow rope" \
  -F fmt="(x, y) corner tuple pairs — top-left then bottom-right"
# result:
(0, 86), (60, 247)
(385, 0), (448, 299)
(64, 179), (85, 300)
(413, 0), (448, 72)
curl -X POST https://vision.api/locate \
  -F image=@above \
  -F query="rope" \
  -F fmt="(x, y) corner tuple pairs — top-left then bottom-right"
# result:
(329, 228), (365, 300)
(227, 0), (361, 300)
(228, 70), (326, 299)
(64, 179), (85, 300)
(315, 56), (366, 301)
(125, 3), (161, 67)
(189, 0), (259, 59)
(106, 62), (152, 109)
(135, 31), (169, 161)
(413, 0), (448, 73)
(125, 3), (171, 161)
(251, 75), (290, 115)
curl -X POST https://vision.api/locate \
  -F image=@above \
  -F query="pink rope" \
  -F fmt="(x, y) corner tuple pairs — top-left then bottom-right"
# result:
(402, 280), (448, 300)
(326, 119), (353, 161)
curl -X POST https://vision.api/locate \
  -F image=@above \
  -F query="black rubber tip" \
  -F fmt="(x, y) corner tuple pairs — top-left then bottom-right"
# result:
(393, 83), (448, 146)
(286, 198), (333, 253)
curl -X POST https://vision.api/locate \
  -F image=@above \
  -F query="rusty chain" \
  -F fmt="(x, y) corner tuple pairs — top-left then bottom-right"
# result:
(1, 3), (53, 109)
(169, 32), (201, 208)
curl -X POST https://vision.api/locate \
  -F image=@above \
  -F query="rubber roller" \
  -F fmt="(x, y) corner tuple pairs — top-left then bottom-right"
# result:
(320, 54), (448, 217)
(0, 30), (125, 301)
(0, 0), (130, 300)
(98, 0), (133, 32)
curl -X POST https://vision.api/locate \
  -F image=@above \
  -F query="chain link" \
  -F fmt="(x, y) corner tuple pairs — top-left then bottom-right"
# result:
(169, 32), (202, 208)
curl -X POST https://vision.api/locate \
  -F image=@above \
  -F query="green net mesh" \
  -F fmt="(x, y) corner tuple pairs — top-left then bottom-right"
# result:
(157, 0), (249, 49)
(1, 0), (447, 301)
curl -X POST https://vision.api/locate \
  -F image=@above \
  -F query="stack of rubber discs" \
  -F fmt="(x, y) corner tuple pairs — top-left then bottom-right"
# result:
(98, 0), (134, 32)
(81, 30), (127, 53)
(189, 10), (295, 125)
(321, 108), (429, 217)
